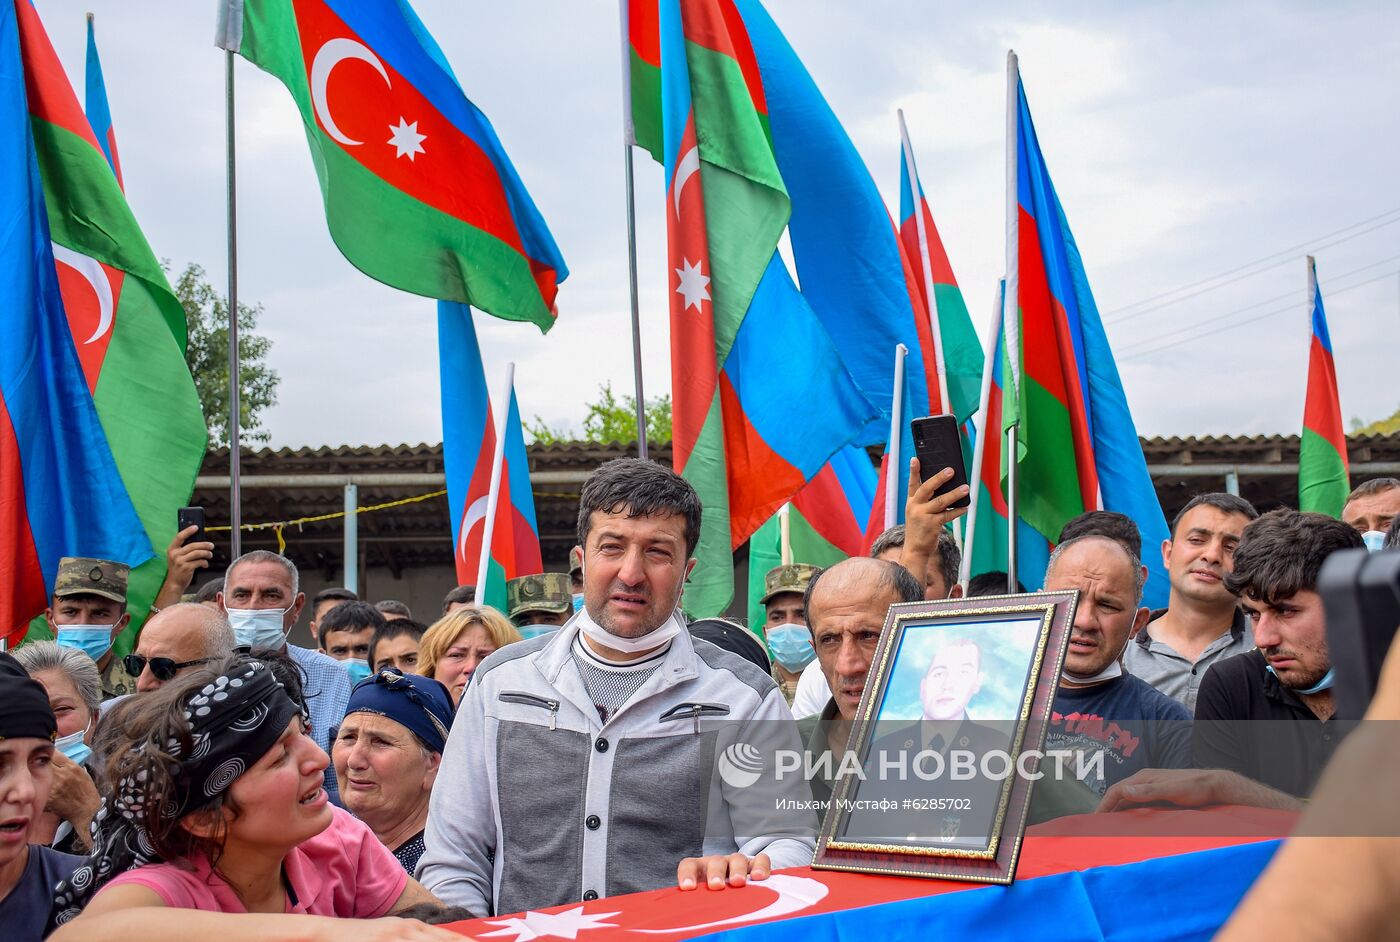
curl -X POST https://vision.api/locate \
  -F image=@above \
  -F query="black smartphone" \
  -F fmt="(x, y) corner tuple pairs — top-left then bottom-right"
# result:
(910, 414), (971, 509)
(1320, 547), (1400, 721)
(177, 506), (207, 545)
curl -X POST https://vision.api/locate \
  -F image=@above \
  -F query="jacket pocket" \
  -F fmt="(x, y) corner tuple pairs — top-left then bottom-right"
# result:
(499, 690), (561, 730)
(659, 702), (731, 733)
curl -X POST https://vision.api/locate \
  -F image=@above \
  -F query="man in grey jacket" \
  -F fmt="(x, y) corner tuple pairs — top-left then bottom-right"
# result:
(419, 458), (815, 916)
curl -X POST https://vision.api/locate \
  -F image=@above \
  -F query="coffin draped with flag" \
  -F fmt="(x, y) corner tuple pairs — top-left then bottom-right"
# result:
(2, 0), (206, 647)
(217, 0), (567, 331)
(985, 60), (1168, 606)
(440, 302), (542, 613)
(1298, 257), (1349, 516)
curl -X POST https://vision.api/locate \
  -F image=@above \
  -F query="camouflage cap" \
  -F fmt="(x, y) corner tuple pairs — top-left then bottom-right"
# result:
(568, 545), (584, 575)
(53, 557), (129, 604)
(759, 563), (820, 605)
(507, 572), (573, 620)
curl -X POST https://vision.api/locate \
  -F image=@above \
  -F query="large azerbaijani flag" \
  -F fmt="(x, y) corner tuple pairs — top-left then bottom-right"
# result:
(1005, 55), (1168, 606)
(17, 0), (205, 650)
(1298, 256), (1349, 516)
(439, 302), (542, 614)
(745, 445), (875, 629)
(1, 0), (155, 645)
(897, 115), (982, 424)
(84, 13), (121, 189)
(216, 0), (566, 330)
(630, 0), (937, 443)
(655, 0), (874, 617)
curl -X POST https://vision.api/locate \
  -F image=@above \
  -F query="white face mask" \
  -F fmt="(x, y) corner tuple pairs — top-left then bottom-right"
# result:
(226, 605), (292, 650)
(575, 606), (684, 655)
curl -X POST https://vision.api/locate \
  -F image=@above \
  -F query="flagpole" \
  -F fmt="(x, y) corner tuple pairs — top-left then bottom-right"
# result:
(1003, 50), (1021, 594)
(884, 344), (908, 529)
(475, 363), (514, 593)
(225, 49), (242, 558)
(958, 279), (1006, 587)
(778, 503), (793, 566)
(618, 0), (648, 460)
(896, 109), (951, 418)
(1006, 423), (1018, 592)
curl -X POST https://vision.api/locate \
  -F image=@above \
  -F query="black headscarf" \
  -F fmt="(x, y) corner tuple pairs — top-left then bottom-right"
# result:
(0, 651), (57, 741)
(51, 658), (300, 925)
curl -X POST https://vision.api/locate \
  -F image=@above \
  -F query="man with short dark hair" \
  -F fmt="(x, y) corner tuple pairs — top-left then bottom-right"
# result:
(1058, 510), (1143, 559)
(1341, 477), (1400, 545)
(46, 557), (132, 700)
(1193, 509), (1364, 797)
(219, 550), (352, 805)
(369, 619), (427, 673)
(965, 571), (1027, 597)
(192, 577), (222, 609)
(421, 458), (814, 915)
(441, 584), (476, 616)
(1042, 536), (1192, 797)
(308, 586), (357, 647)
(319, 601), (387, 686)
(869, 525), (963, 601)
(1125, 493), (1259, 711)
(375, 599), (412, 621)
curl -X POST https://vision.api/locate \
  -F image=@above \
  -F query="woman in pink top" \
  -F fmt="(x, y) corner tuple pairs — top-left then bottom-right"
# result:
(48, 657), (461, 941)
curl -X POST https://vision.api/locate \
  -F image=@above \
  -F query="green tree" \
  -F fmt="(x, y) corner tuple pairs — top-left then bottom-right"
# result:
(1350, 406), (1400, 436)
(526, 382), (672, 445)
(172, 262), (280, 448)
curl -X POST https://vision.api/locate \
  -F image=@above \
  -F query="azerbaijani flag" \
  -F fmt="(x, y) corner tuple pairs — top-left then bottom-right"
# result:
(630, 0), (937, 444)
(18, 0), (205, 651)
(1, 0), (154, 644)
(897, 114), (982, 424)
(216, 0), (567, 330)
(84, 12), (121, 189)
(1005, 54), (1168, 606)
(862, 349), (916, 552)
(656, 0), (873, 617)
(439, 302), (542, 613)
(1298, 256), (1349, 516)
(745, 445), (875, 629)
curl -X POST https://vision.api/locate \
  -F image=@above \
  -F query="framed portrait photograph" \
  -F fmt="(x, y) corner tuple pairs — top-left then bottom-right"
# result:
(812, 589), (1078, 884)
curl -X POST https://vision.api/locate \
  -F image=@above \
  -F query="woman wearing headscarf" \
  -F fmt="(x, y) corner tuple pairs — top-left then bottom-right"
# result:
(49, 656), (461, 942)
(332, 670), (455, 872)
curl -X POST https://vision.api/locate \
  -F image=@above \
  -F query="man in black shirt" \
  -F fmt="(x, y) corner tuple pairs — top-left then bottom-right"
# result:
(1193, 509), (1364, 797)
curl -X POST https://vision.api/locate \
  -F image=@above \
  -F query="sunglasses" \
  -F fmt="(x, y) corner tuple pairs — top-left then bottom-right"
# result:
(122, 653), (215, 682)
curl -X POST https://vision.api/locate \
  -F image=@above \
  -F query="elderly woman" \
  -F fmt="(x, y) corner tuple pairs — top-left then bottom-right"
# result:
(12, 641), (103, 851)
(416, 606), (520, 704)
(49, 656), (462, 942)
(332, 670), (455, 872)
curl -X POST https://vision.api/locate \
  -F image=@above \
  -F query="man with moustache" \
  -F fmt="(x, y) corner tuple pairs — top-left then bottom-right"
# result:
(1193, 509), (1364, 797)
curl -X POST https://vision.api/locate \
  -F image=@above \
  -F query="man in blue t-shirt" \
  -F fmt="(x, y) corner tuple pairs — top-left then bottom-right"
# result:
(1041, 535), (1192, 797)
(0, 652), (82, 940)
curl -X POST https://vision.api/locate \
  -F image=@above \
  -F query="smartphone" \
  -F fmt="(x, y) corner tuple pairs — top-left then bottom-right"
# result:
(178, 506), (207, 545)
(910, 414), (971, 509)
(1320, 547), (1400, 721)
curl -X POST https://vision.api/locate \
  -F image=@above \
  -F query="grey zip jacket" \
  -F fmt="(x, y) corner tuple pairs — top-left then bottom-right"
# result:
(417, 614), (817, 916)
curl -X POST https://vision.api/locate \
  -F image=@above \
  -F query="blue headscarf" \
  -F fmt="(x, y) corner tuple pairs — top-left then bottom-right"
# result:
(346, 668), (455, 754)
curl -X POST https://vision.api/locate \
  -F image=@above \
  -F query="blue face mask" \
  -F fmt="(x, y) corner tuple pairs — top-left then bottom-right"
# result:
(55, 625), (116, 662)
(344, 658), (372, 686)
(226, 606), (291, 650)
(766, 623), (817, 672)
(54, 723), (92, 767)
(571, 593), (585, 613)
(517, 624), (559, 642)
(1362, 530), (1386, 553)
(1266, 663), (1335, 695)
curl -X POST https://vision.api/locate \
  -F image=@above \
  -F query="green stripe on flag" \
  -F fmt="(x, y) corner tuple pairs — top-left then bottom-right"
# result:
(931, 282), (983, 424)
(682, 397), (733, 618)
(745, 507), (847, 635)
(1298, 426), (1350, 517)
(1016, 376), (1086, 544)
(630, 49), (663, 162)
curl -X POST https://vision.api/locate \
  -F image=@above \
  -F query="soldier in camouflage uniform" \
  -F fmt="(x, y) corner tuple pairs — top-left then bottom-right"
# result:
(506, 573), (574, 639)
(46, 557), (133, 699)
(759, 563), (820, 705)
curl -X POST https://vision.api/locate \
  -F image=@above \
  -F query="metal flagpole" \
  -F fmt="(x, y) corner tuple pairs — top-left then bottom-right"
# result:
(884, 344), (909, 529)
(778, 503), (793, 566)
(475, 364), (514, 593)
(957, 279), (1006, 588)
(618, 0), (648, 460)
(1003, 51), (1021, 594)
(225, 49), (242, 558)
(1006, 423), (1018, 592)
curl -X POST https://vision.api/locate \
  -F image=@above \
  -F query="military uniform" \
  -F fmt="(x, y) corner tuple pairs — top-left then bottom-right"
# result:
(506, 572), (573, 626)
(52, 557), (134, 699)
(759, 564), (820, 705)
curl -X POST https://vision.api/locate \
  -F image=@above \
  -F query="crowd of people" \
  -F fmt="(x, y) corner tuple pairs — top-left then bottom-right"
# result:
(2, 457), (1398, 939)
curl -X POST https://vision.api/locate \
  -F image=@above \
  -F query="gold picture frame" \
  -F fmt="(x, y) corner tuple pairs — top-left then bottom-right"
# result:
(812, 589), (1079, 884)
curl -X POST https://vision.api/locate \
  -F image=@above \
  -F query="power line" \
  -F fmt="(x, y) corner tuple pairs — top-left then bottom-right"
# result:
(1115, 253), (1400, 356)
(1103, 207), (1400, 323)
(1118, 268), (1399, 363)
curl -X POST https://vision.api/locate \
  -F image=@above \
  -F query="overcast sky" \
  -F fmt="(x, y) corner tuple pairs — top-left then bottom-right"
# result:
(41, 0), (1400, 448)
